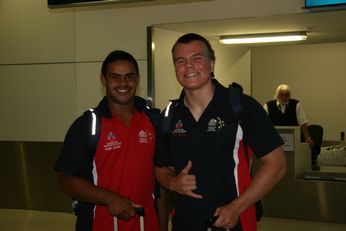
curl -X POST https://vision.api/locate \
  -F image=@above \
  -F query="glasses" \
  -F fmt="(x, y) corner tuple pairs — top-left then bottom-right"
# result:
(108, 72), (138, 82)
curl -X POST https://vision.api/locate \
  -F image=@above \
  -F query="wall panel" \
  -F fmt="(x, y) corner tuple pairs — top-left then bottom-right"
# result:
(0, 64), (76, 141)
(0, 0), (75, 64)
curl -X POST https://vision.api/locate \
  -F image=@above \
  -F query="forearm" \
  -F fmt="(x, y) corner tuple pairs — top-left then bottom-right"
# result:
(301, 123), (310, 140)
(156, 187), (169, 231)
(232, 147), (286, 212)
(154, 166), (175, 191)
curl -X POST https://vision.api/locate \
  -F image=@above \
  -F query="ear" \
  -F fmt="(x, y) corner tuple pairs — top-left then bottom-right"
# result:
(135, 75), (140, 86)
(210, 60), (215, 74)
(100, 74), (106, 86)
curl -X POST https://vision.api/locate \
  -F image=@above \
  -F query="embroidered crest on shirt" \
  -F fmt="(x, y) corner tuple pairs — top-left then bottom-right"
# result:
(104, 131), (121, 151)
(207, 117), (225, 132)
(138, 129), (153, 143)
(172, 120), (187, 136)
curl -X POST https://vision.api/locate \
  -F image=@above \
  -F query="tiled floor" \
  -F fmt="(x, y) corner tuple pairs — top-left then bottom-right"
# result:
(1, 209), (346, 231)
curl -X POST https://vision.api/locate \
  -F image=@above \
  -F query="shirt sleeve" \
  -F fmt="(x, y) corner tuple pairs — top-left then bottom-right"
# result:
(244, 95), (284, 158)
(296, 102), (309, 125)
(54, 113), (94, 180)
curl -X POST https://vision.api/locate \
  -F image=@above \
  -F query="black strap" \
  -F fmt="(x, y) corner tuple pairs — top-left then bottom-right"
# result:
(161, 100), (177, 135)
(145, 107), (161, 128)
(87, 108), (101, 155)
(229, 83), (250, 165)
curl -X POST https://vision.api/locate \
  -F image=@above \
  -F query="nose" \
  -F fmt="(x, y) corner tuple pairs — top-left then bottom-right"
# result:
(185, 58), (194, 67)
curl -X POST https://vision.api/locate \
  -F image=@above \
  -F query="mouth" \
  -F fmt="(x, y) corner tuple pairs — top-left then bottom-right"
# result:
(115, 88), (131, 94)
(185, 72), (199, 78)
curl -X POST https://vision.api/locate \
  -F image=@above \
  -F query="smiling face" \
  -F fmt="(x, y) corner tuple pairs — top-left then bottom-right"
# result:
(100, 60), (139, 106)
(172, 40), (215, 91)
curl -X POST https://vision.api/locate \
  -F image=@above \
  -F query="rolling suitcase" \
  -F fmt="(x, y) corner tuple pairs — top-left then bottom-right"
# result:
(114, 207), (145, 231)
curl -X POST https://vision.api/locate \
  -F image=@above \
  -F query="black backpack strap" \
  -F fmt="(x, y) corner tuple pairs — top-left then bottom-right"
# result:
(72, 108), (101, 216)
(229, 83), (264, 221)
(229, 83), (249, 164)
(87, 108), (101, 155)
(161, 100), (177, 135)
(144, 107), (161, 128)
(229, 82), (245, 122)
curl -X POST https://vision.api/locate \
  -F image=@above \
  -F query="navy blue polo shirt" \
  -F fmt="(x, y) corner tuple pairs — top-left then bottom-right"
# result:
(155, 79), (283, 230)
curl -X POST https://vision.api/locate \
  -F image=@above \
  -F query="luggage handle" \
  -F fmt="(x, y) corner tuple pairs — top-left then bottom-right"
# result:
(206, 216), (232, 231)
(114, 207), (145, 231)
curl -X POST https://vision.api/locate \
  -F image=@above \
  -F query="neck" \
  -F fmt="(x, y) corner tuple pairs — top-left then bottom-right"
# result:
(184, 82), (215, 121)
(108, 99), (136, 127)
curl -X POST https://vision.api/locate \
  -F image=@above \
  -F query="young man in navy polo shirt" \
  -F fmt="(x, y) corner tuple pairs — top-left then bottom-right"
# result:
(154, 33), (287, 231)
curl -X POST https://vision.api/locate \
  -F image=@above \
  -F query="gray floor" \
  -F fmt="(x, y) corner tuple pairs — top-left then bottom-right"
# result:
(1, 209), (346, 231)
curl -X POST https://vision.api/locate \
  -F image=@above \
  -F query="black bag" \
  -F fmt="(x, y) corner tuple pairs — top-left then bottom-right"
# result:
(229, 83), (264, 222)
(255, 200), (264, 222)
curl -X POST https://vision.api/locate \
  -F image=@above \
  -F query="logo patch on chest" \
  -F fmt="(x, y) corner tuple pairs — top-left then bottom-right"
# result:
(207, 117), (225, 132)
(138, 129), (153, 143)
(172, 120), (187, 136)
(104, 131), (121, 151)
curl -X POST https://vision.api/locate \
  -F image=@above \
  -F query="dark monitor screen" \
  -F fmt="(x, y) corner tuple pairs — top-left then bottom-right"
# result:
(305, 0), (346, 8)
(48, 0), (144, 7)
(48, 0), (99, 5)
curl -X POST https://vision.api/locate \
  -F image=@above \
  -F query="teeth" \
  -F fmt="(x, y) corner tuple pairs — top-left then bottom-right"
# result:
(117, 89), (128, 93)
(185, 73), (198, 77)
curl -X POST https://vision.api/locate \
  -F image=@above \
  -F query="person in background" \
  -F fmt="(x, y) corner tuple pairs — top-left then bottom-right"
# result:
(154, 33), (286, 231)
(263, 84), (313, 146)
(54, 50), (166, 231)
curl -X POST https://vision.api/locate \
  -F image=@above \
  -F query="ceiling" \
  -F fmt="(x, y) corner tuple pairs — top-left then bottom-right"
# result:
(155, 9), (346, 47)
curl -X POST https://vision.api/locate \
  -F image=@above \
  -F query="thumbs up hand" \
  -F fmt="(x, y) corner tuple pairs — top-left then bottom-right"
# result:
(170, 161), (203, 199)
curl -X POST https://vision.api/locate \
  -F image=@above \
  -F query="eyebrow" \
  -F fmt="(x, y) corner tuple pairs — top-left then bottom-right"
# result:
(173, 52), (206, 62)
(109, 71), (137, 76)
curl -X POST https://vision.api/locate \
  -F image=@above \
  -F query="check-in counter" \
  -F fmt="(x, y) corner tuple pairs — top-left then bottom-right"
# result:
(256, 126), (346, 223)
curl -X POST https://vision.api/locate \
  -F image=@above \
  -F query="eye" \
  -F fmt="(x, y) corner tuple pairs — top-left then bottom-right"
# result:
(125, 73), (138, 80)
(174, 58), (185, 65)
(193, 55), (203, 61)
(110, 74), (121, 80)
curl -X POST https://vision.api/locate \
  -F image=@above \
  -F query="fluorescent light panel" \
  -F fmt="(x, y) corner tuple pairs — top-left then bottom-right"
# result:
(220, 32), (307, 44)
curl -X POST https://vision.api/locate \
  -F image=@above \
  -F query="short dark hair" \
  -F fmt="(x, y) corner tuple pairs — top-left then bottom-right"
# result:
(101, 50), (139, 76)
(171, 33), (216, 61)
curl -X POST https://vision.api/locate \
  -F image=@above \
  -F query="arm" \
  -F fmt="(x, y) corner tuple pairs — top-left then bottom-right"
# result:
(296, 103), (313, 146)
(57, 173), (137, 220)
(213, 146), (286, 228)
(155, 187), (169, 231)
(301, 123), (313, 146)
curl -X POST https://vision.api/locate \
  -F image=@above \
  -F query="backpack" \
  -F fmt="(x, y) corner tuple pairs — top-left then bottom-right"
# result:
(162, 82), (263, 222)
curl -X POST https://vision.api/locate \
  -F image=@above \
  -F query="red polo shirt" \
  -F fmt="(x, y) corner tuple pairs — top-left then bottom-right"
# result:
(92, 111), (159, 231)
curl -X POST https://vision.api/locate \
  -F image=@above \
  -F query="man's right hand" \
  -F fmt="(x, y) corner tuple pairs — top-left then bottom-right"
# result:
(105, 192), (139, 220)
(170, 161), (203, 199)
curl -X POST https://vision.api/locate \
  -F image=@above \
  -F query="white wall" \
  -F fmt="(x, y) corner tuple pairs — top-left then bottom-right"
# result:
(252, 42), (346, 140)
(152, 28), (183, 110)
(0, 0), (304, 141)
(211, 41), (251, 95)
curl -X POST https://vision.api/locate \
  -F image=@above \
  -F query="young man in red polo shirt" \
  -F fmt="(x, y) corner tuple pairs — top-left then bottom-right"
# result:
(55, 50), (164, 231)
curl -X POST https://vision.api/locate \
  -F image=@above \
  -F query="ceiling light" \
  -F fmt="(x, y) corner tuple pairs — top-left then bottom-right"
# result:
(220, 32), (308, 44)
